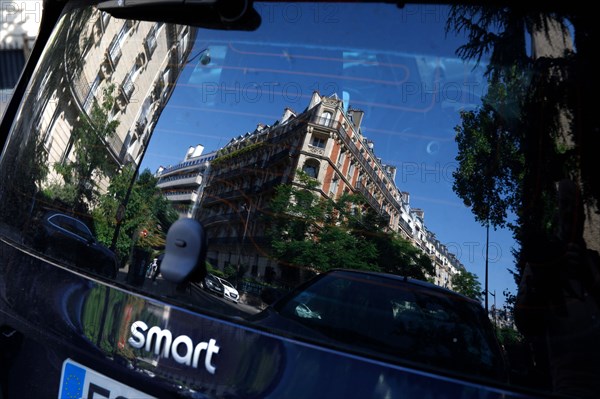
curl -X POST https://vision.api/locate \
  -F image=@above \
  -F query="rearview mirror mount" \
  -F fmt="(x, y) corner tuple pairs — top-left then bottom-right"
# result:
(160, 218), (208, 284)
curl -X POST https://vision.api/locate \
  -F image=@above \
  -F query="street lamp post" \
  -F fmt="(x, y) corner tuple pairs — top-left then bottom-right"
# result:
(236, 203), (251, 287)
(485, 221), (490, 313)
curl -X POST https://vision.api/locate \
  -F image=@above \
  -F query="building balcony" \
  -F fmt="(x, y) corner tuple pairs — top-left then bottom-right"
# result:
(157, 173), (202, 189)
(159, 160), (210, 176)
(306, 144), (325, 156)
(202, 189), (246, 206)
(164, 190), (198, 202)
(355, 180), (381, 211)
(312, 115), (335, 129)
(398, 217), (413, 237)
(213, 166), (255, 181)
(263, 149), (293, 166)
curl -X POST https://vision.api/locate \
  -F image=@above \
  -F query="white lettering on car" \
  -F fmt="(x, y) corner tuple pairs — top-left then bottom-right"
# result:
(127, 320), (220, 374)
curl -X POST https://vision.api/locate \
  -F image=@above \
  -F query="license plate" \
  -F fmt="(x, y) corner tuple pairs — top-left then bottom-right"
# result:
(58, 359), (155, 399)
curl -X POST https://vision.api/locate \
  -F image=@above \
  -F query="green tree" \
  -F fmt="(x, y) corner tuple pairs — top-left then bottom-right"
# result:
(47, 85), (120, 212)
(451, 268), (483, 302)
(452, 73), (526, 230)
(267, 172), (434, 286)
(495, 325), (523, 347)
(447, 6), (591, 256)
(348, 207), (434, 280)
(447, 7), (575, 313)
(267, 172), (379, 285)
(0, 132), (50, 229)
(446, 11), (600, 396)
(93, 167), (178, 264)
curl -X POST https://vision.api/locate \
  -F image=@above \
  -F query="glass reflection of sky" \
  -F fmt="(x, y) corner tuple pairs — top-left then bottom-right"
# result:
(142, 3), (515, 306)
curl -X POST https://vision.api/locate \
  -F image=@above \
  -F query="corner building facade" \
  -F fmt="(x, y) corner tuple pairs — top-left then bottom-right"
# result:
(198, 92), (461, 287)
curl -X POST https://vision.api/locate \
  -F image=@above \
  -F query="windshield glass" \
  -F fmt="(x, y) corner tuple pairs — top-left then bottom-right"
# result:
(1, 1), (597, 395)
(220, 278), (234, 288)
(272, 270), (506, 380)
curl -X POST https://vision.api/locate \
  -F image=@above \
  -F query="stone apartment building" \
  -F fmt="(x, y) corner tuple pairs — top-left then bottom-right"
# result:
(32, 10), (194, 187)
(155, 145), (217, 219)
(193, 91), (460, 287)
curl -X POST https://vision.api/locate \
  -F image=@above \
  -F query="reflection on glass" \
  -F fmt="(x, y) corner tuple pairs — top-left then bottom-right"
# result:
(252, 270), (506, 381)
(0, 2), (492, 329)
(0, 9), (194, 279)
(3, 2), (597, 394)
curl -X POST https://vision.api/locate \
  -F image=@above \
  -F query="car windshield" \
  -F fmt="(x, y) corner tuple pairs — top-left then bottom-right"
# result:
(220, 279), (234, 288)
(274, 271), (505, 380)
(0, 1), (597, 395)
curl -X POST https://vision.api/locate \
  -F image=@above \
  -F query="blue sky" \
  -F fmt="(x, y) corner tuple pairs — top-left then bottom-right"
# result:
(141, 3), (518, 308)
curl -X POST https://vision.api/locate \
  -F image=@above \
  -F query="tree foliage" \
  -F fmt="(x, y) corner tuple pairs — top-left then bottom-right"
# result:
(453, 72), (526, 230)
(451, 268), (483, 302)
(348, 207), (435, 280)
(46, 85), (120, 213)
(93, 168), (178, 264)
(267, 173), (379, 284)
(266, 172), (434, 286)
(495, 325), (523, 346)
(447, 7), (591, 264)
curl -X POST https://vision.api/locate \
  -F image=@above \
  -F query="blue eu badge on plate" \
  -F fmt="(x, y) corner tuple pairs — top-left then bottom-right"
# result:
(58, 359), (155, 399)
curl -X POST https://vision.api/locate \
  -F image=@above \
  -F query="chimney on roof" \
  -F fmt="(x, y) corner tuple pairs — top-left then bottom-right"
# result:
(347, 108), (364, 129)
(186, 144), (204, 160)
(385, 165), (397, 180)
(412, 208), (424, 221)
(308, 91), (322, 110)
(401, 192), (410, 204)
(281, 107), (296, 124)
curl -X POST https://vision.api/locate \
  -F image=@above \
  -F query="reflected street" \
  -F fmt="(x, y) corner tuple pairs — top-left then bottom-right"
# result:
(115, 269), (262, 317)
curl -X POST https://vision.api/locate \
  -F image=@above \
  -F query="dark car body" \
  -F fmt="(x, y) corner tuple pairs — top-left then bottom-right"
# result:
(1, 0), (597, 398)
(27, 211), (118, 278)
(251, 269), (508, 382)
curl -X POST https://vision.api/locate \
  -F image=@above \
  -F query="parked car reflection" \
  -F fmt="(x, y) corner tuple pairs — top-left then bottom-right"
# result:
(216, 276), (240, 303)
(201, 273), (225, 297)
(250, 269), (508, 382)
(26, 210), (118, 278)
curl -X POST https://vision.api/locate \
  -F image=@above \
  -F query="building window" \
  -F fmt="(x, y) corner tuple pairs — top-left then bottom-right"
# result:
(302, 159), (320, 178)
(348, 162), (355, 179)
(311, 136), (326, 148)
(144, 23), (160, 57)
(330, 178), (339, 196)
(321, 111), (333, 127)
(160, 69), (171, 99)
(122, 62), (140, 100)
(108, 20), (133, 65)
(83, 75), (100, 111)
(337, 150), (346, 168)
(101, 12), (111, 30)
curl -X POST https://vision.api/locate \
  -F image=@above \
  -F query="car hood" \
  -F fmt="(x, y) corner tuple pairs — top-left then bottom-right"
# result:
(222, 285), (238, 295)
